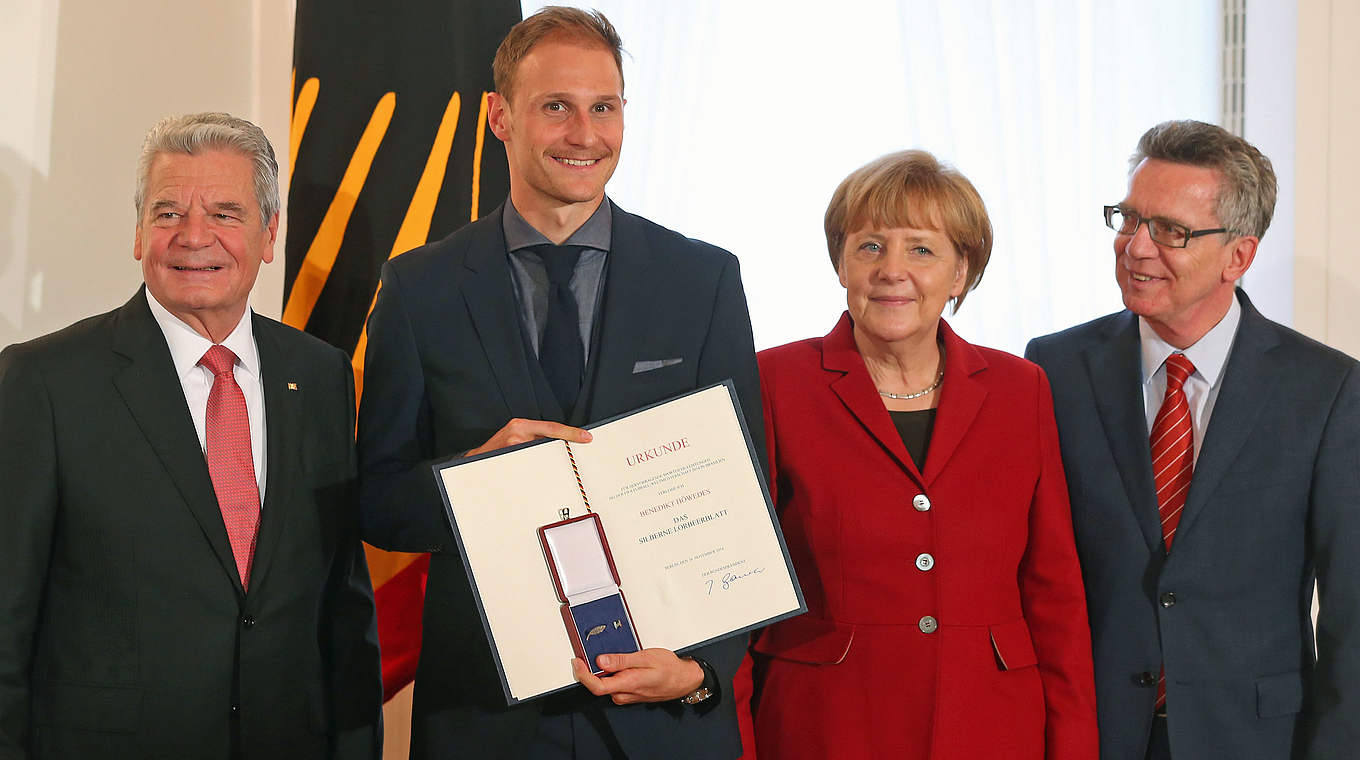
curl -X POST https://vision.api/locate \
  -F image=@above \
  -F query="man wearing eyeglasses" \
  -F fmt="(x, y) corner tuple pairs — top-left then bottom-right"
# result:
(1026, 120), (1360, 760)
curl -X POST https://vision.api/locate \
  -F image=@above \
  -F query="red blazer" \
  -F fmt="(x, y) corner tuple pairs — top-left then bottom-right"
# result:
(752, 314), (1097, 760)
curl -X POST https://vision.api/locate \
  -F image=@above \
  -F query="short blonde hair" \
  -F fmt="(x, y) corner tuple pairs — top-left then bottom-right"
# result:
(824, 150), (992, 310)
(492, 6), (624, 104)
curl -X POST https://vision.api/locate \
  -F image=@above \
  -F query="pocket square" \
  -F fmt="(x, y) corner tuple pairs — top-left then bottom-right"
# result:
(632, 358), (683, 374)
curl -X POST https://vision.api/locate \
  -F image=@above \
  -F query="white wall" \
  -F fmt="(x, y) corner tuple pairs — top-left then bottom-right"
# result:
(0, 0), (291, 350)
(1293, 0), (1360, 358)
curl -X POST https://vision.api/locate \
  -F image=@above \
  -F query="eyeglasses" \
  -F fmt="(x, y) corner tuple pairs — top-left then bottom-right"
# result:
(1103, 205), (1227, 248)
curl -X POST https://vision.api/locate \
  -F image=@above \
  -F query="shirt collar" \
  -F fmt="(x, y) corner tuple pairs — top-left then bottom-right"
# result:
(1139, 293), (1241, 388)
(145, 289), (260, 381)
(502, 196), (613, 253)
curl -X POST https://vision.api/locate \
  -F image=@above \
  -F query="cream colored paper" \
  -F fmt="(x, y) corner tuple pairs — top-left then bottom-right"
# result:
(436, 384), (803, 703)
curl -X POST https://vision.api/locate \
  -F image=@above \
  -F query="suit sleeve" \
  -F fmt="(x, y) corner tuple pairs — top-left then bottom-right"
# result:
(697, 255), (766, 476)
(688, 254), (765, 704)
(1020, 367), (1099, 760)
(324, 349), (384, 760)
(0, 346), (57, 757)
(1302, 363), (1360, 757)
(357, 263), (454, 552)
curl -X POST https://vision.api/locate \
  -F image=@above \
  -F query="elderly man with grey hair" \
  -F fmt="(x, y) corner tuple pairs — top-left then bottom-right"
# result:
(0, 112), (382, 759)
(1027, 120), (1360, 760)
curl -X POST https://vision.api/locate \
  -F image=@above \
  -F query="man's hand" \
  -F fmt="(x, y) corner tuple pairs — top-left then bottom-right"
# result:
(571, 648), (705, 705)
(466, 418), (591, 457)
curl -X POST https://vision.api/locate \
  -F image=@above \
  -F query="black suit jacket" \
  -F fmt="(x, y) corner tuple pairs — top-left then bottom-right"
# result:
(0, 290), (382, 759)
(1026, 289), (1360, 760)
(358, 201), (763, 759)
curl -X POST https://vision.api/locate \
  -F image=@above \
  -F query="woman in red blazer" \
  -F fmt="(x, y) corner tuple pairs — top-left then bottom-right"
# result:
(752, 151), (1097, 759)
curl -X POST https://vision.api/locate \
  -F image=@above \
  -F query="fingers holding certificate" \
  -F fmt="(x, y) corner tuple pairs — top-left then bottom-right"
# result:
(466, 417), (592, 457)
(571, 649), (706, 705)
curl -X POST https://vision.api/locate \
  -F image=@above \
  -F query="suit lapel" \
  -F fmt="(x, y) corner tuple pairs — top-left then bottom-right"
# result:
(920, 321), (987, 487)
(1173, 292), (1281, 544)
(246, 317), (298, 594)
(822, 314), (926, 485)
(110, 289), (243, 590)
(1083, 312), (1162, 552)
(461, 205), (541, 419)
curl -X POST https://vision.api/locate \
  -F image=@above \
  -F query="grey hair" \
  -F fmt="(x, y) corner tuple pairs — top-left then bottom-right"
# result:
(1130, 119), (1276, 239)
(134, 112), (280, 224)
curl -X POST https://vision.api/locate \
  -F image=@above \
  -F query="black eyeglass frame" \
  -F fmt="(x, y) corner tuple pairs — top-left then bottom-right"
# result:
(1103, 205), (1228, 248)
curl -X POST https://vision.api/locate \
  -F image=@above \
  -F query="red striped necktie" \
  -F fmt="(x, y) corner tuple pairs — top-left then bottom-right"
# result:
(1152, 353), (1196, 549)
(200, 345), (261, 590)
(1150, 351), (1196, 713)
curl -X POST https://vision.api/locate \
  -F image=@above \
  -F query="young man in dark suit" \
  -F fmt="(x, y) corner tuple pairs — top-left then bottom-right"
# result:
(0, 113), (382, 759)
(357, 6), (761, 759)
(1027, 120), (1359, 760)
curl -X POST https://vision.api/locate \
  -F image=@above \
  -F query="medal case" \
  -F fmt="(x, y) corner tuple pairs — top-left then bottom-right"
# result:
(537, 513), (640, 673)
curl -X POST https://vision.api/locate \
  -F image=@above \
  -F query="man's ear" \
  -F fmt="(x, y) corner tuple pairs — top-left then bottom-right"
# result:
(1223, 234), (1258, 282)
(487, 92), (511, 141)
(262, 213), (279, 264)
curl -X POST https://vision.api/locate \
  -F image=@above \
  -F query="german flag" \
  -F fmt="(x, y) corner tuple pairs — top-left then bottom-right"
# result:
(286, 0), (521, 701)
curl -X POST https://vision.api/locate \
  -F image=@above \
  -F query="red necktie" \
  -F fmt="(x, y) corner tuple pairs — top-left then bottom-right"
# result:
(1150, 352), (1195, 712)
(1151, 353), (1196, 549)
(200, 345), (261, 589)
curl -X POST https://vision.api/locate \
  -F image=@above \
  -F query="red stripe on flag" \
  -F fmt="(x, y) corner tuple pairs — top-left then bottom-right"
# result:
(375, 553), (430, 701)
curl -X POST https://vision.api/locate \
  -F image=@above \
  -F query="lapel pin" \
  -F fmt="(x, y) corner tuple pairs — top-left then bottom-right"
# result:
(287, 382), (299, 391)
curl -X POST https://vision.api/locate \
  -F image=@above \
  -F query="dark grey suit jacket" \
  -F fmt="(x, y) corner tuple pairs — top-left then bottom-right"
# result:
(1026, 289), (1360, 759)
(358, 201), (764, 760)
(0, 290), (382, 759)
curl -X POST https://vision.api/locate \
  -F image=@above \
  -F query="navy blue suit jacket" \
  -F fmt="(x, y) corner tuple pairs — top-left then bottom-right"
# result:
(358, 201), (763, 759)
(1026, 289), (1360, 759)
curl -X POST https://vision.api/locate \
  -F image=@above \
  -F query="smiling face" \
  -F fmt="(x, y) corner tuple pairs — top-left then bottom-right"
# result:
(134, 149), (277, 341)
(1114, 158), (1256, 347)
(838, 224), (968, 352)
(487, 34), (623, 230)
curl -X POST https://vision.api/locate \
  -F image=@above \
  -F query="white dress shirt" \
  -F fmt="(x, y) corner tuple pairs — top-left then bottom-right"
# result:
(146, 290), (267, 496)
(1139, 295), (1242, 464)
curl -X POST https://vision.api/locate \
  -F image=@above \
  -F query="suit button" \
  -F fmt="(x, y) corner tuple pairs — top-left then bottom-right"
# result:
(231, 704), (240, 714)
(1138, 671), (1157, 686)
(912, 494), (931, 512)
(241, 616), (256, 628)
(918, 615), (938, 634)
(915, 553), (935, 571)
(1159, 592), (1176, 608)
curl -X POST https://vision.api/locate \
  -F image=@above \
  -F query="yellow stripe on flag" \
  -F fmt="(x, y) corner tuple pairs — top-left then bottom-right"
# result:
(470, 92), (492, 223)
(290, 74), (320, 185)
(391, 92), (461, 257)
(283, 91), (396, 331)
(351, 91), (464, 402)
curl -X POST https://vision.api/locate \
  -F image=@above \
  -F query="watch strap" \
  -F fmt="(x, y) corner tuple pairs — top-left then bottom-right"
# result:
(678, 656), (719, 708)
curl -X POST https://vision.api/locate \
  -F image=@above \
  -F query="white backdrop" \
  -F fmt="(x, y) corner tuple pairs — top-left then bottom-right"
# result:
(528, 1), (1220, 354)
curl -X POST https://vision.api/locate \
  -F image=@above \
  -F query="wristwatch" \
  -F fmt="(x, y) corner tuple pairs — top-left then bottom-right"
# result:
(679, 656), (718, 706)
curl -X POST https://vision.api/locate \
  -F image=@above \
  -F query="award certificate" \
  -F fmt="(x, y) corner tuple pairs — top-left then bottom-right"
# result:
(432, 381), (805, 704)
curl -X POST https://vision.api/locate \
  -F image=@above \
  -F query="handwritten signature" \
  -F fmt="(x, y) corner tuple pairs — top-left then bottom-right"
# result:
(705, 567), (765, 595)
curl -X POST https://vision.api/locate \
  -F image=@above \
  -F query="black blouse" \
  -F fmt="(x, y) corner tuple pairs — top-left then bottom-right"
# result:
(888, 408), (937, 471)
